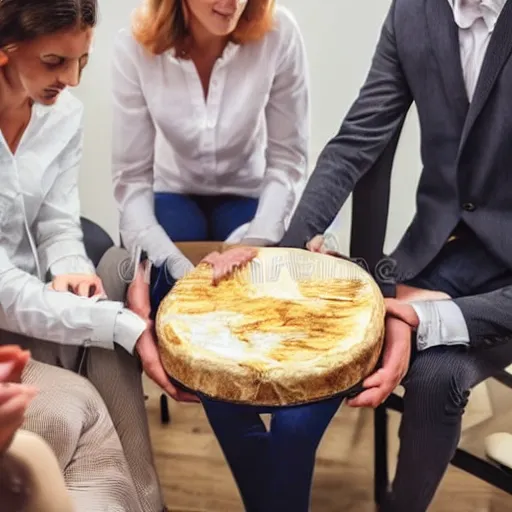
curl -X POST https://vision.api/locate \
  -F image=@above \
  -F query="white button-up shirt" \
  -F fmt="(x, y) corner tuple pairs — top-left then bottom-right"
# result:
(0, 90), (144, 353)
(111, 5), (310, 266)
(451, 0), (505, 100)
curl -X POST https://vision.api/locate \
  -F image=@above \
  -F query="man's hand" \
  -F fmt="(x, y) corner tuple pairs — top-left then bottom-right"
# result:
(306, 234), (343, 257)
(347, 299), (419, 408)
(396, 284), (451, 302)
(135, 329), (199, 403)
(0, 346), (37, 453)
(52, 274), (105, 298)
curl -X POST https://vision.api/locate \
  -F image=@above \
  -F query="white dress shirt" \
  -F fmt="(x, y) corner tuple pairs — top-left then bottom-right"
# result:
(111, 5), (310, 268)
(0, 90), (145, 353)
(411, 0), (506, 350)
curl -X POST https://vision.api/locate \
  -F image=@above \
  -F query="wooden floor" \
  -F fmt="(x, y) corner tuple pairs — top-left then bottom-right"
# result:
(145, 378), (512, 511)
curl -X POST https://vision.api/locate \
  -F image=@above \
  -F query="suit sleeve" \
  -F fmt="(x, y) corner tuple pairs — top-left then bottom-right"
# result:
(452, 288), (512, 348)
(279, 1), (413, 249)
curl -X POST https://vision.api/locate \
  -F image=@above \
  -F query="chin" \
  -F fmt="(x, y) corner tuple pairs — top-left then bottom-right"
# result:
(35, 92), (61, 106)
(209, 16), (239, 35)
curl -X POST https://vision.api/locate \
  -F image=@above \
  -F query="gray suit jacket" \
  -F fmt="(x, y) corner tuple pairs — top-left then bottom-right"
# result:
(280, 0), (512, 348)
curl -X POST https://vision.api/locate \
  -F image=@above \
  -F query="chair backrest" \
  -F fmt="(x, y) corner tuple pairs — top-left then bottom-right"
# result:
(80, 217), (115, 268)
(348, 119), (405, 298)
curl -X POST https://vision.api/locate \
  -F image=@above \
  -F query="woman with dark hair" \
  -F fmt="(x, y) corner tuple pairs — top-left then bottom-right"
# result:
(0, 1), (169, 510)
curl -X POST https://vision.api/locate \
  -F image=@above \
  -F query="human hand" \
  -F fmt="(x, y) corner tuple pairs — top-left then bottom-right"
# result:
(52, 274), (105, 298)
(0, 346), (37, 453)
(0, 383), (38, 453)
(347, 299), (419, 408)
(135, 329), (199, 403)
(0, 345), (31, 384)
(127, 262), (152, 321)
(202, 246), (258, 285)
(396, 284), (451, 302)
(306, 234), (344, 257)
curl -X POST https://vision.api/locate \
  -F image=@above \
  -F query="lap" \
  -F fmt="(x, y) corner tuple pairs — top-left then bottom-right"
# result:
(21, 359), (115, 467)
(203, 194), (258, 241)
(404, 343), (512, 393)
(154, 192), (258, 242)
(154, 192), (208, 241)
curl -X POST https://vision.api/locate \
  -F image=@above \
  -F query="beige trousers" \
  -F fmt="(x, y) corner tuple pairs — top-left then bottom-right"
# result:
(1, 247), (164, 512)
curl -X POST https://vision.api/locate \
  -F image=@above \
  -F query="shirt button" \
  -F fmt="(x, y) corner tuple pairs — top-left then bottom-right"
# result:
(207, 119), (216, 129)
(462, 202), (476, 212)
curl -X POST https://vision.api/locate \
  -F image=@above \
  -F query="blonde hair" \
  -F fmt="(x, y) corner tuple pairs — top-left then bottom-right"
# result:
(132, 0), (275, 55)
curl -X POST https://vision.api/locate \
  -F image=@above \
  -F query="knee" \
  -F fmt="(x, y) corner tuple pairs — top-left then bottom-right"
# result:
(403, 348), (475, 423)
(24, 371), (108, 454)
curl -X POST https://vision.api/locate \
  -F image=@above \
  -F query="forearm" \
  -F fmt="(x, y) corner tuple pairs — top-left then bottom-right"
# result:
(280, 1), (412, 249)
(0, 265), (144, 354)
(410, 285), (512, 351)
(453, 287), (512, 347)
(243, 176), (297, 246)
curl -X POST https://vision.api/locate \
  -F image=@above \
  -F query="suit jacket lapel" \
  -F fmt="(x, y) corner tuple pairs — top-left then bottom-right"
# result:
(460, 0), (512, 149)
(425, 0), (469, 127)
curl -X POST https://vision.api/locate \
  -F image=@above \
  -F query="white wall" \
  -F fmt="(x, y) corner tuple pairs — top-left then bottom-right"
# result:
(74, 0), (422, 253)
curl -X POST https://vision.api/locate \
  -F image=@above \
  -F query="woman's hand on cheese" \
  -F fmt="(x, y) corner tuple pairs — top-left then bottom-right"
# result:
(52, 274), (106, 298)
(203, 247), (258, 285)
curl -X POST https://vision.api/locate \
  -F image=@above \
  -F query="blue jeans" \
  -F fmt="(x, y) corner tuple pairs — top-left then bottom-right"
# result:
(200, 396), (343, 512)
(152, 192), (343, 511)
(154, 192), (259, 241)
(150, 192), (259, 313)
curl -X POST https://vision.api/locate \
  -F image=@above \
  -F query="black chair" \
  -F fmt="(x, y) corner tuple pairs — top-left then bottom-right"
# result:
(80, 216), (115, 267)
(80, 216), (173, 424)
(343, 123), (512, 503)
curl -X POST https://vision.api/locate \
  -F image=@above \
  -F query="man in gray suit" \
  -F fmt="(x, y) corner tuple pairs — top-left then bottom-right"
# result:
(280, 0), (512, 510)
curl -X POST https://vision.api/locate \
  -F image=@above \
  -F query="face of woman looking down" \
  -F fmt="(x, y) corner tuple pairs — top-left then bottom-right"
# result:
(1, 27), (93, 106)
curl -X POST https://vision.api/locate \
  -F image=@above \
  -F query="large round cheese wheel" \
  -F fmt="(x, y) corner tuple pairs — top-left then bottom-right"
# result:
(156, 247), (385, 406)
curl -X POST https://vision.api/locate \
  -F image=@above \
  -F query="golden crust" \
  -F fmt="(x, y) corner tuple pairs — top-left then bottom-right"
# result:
(156, 248), (385, 406)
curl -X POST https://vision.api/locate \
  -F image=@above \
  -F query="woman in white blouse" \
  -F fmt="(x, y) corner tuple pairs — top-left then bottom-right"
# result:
(0, 0), (173, 509)
(112, 0), (309, 291)
(112, 2), (342, 510)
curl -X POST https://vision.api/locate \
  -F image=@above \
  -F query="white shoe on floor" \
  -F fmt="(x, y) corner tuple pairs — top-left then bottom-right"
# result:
(485, 432), (512, 470)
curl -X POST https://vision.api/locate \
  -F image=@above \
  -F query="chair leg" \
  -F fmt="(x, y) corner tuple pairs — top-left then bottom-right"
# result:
(160, 394), (170, 424)
(374, 405), (389, 505)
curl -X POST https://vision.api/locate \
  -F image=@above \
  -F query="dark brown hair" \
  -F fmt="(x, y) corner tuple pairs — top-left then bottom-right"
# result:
(133, 0), (275, 56)
(0, 0), (98, 47)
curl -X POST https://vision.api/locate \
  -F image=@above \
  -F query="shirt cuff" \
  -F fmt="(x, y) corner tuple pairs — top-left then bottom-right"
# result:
(410, 300), (470, 351)
(50, 255), (96, 276)
(89, 300), (124, 350)
(113, 309), (147, 354)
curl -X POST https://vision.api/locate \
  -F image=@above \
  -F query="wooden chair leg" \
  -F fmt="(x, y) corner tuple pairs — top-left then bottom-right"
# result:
(374, 405), (389, 505)
(160, 394), (170, 424)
